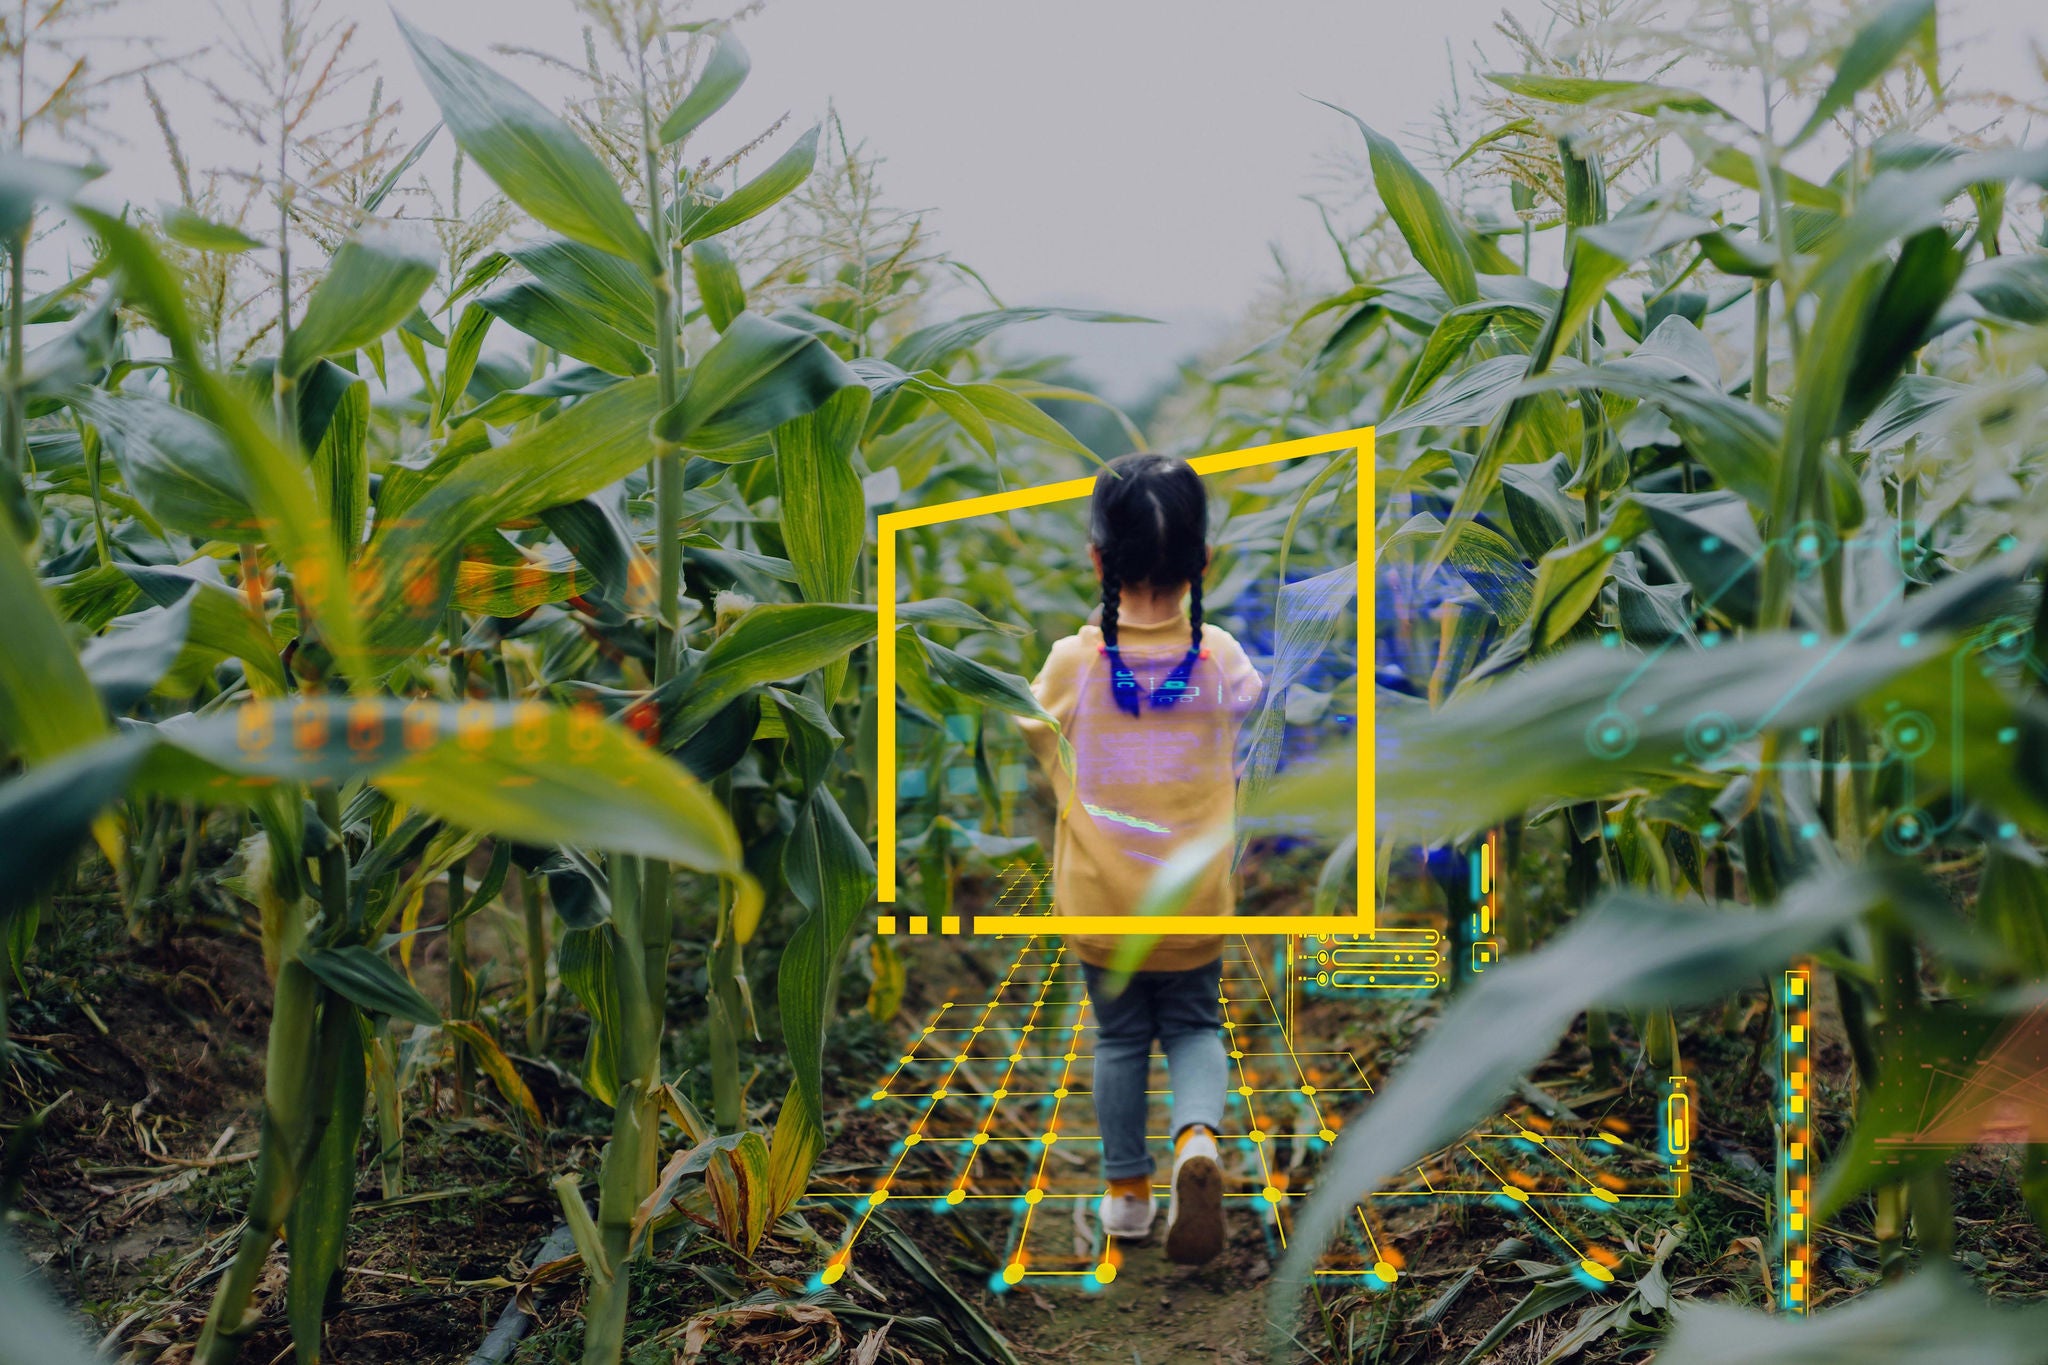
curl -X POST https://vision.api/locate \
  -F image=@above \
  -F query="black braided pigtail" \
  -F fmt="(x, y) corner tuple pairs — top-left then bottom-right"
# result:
(1149, 566), (1207, 709)
(1101, 553), (1142, 717)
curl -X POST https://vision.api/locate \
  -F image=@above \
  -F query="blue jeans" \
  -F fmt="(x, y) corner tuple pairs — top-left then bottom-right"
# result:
(1083, 959), (1228, 1181)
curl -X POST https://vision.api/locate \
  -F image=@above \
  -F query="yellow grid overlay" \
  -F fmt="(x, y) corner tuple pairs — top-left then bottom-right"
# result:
(876, 426), (1376, 932)
(807, 916), (1683, 1294)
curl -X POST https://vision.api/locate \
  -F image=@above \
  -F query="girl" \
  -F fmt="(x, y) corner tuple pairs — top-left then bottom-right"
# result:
(1015, 452), (1264, 1265)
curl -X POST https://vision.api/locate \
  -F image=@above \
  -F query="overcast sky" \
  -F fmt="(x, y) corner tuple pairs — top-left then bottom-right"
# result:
(72, 0), (2048, 400)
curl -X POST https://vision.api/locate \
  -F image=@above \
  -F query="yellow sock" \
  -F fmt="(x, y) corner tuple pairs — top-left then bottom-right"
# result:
(1108, 1174), (1151, 1199)
(1175, 1124), (1214, 1154)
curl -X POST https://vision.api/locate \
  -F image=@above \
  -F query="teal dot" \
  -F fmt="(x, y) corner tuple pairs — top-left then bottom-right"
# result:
(1601, 633), (1619, 648)
(1702, 631), (1721, 648)
(1800, 727), (1820, 743)
(1999, 822), (2019, 838)
(1603, 824), (1620, 839)
(1999, 726), (2019, 744)
(1999, 535), (2018, 552)
(1799, 822), (1821, 839)
(1701, 822), (1722, 839)
(1602, 535), (1621, 552)
(1800, 632), (1819, 648)
(1797, 535), (1819, 556)
(1702, 536), (1722, 553)
(1899, 632), (1919, 647)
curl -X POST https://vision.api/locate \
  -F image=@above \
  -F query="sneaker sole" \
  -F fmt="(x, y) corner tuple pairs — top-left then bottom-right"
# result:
(1164, 1156), (1224, 1265)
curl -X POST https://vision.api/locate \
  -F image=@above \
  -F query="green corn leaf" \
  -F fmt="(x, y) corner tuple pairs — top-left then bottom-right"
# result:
(160, 205), (262, 253)
(656, 310), (859, 448)
(305, 363), (371, 554)
(450, 558), (594, 615)
(281, 220), (440, 376)
(507, 236), (659, 346)
(0, 508), (107, 765)
(0, 732), (153, 918)
(123, 564), (288, 696)
(137, 699), (745, 879)
(558, 926), (622, 1104)
(79, 206), (369, 685)
(884, 305), (1154, 375)
(80, 588), (194, 714)
(360, 377), (664, 660)
(676, 125), (820, 247)
(1482, 72), (1729, 118)
(433, 302), (493, 432)
(775, 384), (871, 703)
(662, 603), (879, 743)
(896, 597), (1027, 636)
(778, 786), (876, 1162)
(299, 945), (441, 1026)
(478, 281), (650, 376)
(689, 239), (746, 332)
(1789, 0), (1940, 148)
(659, 29), (750, 143)
(915, 634), (1055, 724)
(285, 1006), (365, 1362)
(82, 392), (257, 541)
(1401, 300), (1548, 405)
(445, 1018), (544, 1126)
(397, 16), (656, 273)
(1274, 869), (1906, 1326)
(0, 1231), (105, 1365)
(1318, 100), (1477, 305)
(1659, 1270), (2048, 1365)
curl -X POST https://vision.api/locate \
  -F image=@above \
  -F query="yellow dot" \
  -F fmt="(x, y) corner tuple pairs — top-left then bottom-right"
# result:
(993, 1087), (1008, 1099)
(1025, 1188), (1044, 1205)
(973, 1133), (989, 1146)
(972, 1025), (985, 1034)
(1579, 1258), (1616, 1284)
(904, 1133), (922, 1146)
(1500, 1185), (1530, 1204)
(1248, 1130), (1265, 1143)
(1372, 1260), (1397, 1283)
(1010, 1053), (1023, 1063)
(1300, 1085), (1317, 1096)
(1589, 1187), (1619, 1204)
(1065, 1053), (1078, 1062)
(1218, 996), (1227, 1004)
(821, 1262), (846, 1285)
(1238, 1085), (1253, 1097)
(1223, 1021), (1236, 1031)
(1517, 1129), (1546, 1144)
(947, 1188), (965, 1205)
(1003, 1262), (1025, 1284)
(899, 1056), (914, 1065)
(872, 1091), (887, 1101)
(1094, 1262), (1117, 1284)
(1054, 1087), (1069, 1098)
(870, 1189), (889, 1205)
(934, 1087), (949, 1099)
(1021, 1025), (1034, 1034)
(1318, 1128), (1337, 1143)
(1042, 1131), (1059, 1144)
(1262, 1187), (1282, 1203)
(1231, 1050), (1244, 1059)
(923, 1025), (935, 1034)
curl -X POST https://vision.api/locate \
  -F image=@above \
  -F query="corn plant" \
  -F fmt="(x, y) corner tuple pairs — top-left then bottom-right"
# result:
(1255, 0), (2048, 1351)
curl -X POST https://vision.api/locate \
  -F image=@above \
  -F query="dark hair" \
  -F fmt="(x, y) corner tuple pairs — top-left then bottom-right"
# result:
(1090, 453), (1208, 717)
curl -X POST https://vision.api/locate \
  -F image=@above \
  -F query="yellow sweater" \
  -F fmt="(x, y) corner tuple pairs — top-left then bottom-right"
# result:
(1015, 613), (1264, 970)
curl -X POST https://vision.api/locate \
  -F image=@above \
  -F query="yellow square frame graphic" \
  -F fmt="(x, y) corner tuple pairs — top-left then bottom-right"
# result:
(877, 426), (1376, 935)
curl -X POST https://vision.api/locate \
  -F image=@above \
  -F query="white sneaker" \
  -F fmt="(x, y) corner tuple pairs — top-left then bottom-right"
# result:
(1097, 1185), (1157, 1242)
(1164, 1128), (1224, 1265)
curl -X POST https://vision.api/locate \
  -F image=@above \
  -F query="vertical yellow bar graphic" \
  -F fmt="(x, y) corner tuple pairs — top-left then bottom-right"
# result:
(877, 515), (899, 902)
(1359, 431), (1376, 932)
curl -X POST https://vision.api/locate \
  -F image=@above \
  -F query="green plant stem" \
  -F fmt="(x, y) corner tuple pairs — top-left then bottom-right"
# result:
(194, 962), (346, 1365)
(447, 856), (472, 1117)
(523, 869), (548, 1055)
(370, 1018), (403, 1199)
(2, 228), (31, 542)
(583, 855), (658, 1365)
